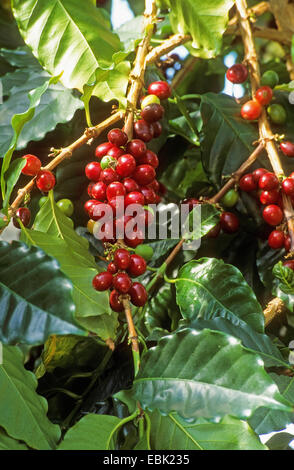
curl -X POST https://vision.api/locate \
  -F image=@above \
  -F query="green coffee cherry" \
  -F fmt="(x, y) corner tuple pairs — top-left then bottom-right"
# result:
(141, 94), (161, 109)
(260, 70), (279, 88)
(135, 244), (154, 261)
(221, 189), (239, 208)
(57, 199), (74, 217)
(100, 155), (117, 170)
(267, 104), (287, 125)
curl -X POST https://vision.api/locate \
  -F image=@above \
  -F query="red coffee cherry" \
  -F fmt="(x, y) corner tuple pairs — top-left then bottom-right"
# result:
(239, 173), (257, 192)
(206, 222), (221, 239)
(114, 248), (131, 270)
(283, 260), (294, 271)
(113, 272), (132, 294)
(141, 103), (164, 123)
(129, 282), (148, 306)
(151, 121), (162, 138)
(100, 168), (119, 185)
(21, 154), (41, 176)
(141, 186), (156, 204)
(259, 173), (279, 190)
(128, 254), (147, 277)
(85, 162), (101, 182)
(91, 181), (107, 201)
(252, 168), (268, 184)
(284, 234), (291, 251)
(182, 198), (200, 212)
(107, 128), (128, 147)
(280, 141), (294, 158)
(134, 119), (154, 142)
(255, 86), (273, 106)
(107, 262), (118, 275)
(107, 145), (125, 159)
(92, 272), (113, 291)
(123, 178), (139, 193)
(116, 154), (136, 177)
(262, 204), (283, 226)
(125, 191), (145, 207)
(106, 182), (126, 201)
(148, 81), (171, 100)
(124, 229), (144, 248)
(36, 170), (56, 192)
(268, 230), (285, 249)
(87, 200), (107, 221)
(282, 178), (294, 196)
(95, 142), (114, 160)
(259, 189), (280, 205)
(84, 199), (98, 215)
(109, 290), (124, 312)
(13, 207), (31, 229)
(139, 149), (159, 168)
(126, 139), (147, 159)
(241, 100), (262, 120)
(87, 182), (95, 197)
(220, 212), (239, 233)
(226, 64), (248, 84)
(148, 179), (160, 193)
(133, 164), (156, 185)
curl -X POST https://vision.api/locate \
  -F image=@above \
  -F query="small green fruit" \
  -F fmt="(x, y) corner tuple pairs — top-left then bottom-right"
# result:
(38, 196), (48, 208)
(141, 94), (161, 109)
(57, 198), (74, 217)
(135, 244), (154, 261)
(100, 155), (116, 170)
(221, 189), (239, 208)
(267, 103), (287, 125)
(260, 70), (279, 88)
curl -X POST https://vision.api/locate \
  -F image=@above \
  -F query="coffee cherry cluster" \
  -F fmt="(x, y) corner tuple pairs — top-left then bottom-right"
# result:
(238, 168), (293, 250)
(13, 154), (56, 229)
(86, 80), (171, 311)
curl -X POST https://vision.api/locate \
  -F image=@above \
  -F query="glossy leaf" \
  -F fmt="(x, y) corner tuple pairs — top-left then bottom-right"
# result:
(272, 261), (294, 312)
(0, 240), (84, 345)
(176, 258), (265, 333)
(133, 328), (292, 420)
(0, 427), (29, 450)
(149, 411), (266, 450)
(0, 345), (61, 449)
(2, 157), (26, 210)
(145, 283), (180, 335)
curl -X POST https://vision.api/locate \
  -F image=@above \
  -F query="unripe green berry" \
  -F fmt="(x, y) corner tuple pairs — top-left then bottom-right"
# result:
(260, 70), (279, 88)
(100, 155), (117, 170)
(141, 94), (161, 109)
(135, 244), (154, 261)
(267, 103), (287, 125)
(57, 198), (74, 217)
(221, 189), (239, 208)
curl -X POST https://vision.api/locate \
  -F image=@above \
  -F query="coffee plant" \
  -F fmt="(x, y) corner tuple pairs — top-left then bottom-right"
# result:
(2, 0), (294, 451)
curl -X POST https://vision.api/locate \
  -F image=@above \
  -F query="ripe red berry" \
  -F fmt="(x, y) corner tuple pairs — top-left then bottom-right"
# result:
(282, 178), (294, 196)
(241, 100), (262, 120)
(128, 254), (147, 277)
(252, 168), (268, 184)
(126, 139), (147, 159)
(100, 168), (119, 185)
(239, 173), (257, 192)
(283, 260), (294, 271)
(87, 201), (107, 221)
(125, 191), (145, 207)
(133, 164), (156, 185)
(116, 154), (136, 178)
(280, 141), (294, 158)
(106, 182), (126, 201)
(129, 282), (148, 307)
(92, 272), (113, 291)
(148, 179), (160, 193)
(123, 178), (139, 193)
(259, 173), (279, 190)
(206, 222), (221, 239)
(284, 234), (291, 251)
(107, 262), (118, 275)
(85, 162), (101, 182)
(182, 198), (200, 212)
(95, 142), (113, 160)
(84, 199), (97, 215)
(107, 145), (125, 160)
(262, 204), (283, 226)
(151, 121), (162, 138)
(226, 64), (248, 84)
(114, 249), (131, 270)
(113, 272), (132, 294)
(36, 170), (56, 192)
(134, 119), (154, 142)
(255, 86), (273, 106)
(109, 290), (124, 312)
(107, 128), (128, 147)
(148, 81), (171, 100)
(141, 103), (164, 123)
(21, 154), (41, 176)
(139, 149), (159, 168)
(124, 229), (144, 248)
(140, 186), (156, 204)
(13, 207), (31, 228)
(91, 181), (107, 201)
(259, 189), (280, 205)
(87, 182), (94, 197)
(220, 212), (239, 233)
(268, 230), (285, 249)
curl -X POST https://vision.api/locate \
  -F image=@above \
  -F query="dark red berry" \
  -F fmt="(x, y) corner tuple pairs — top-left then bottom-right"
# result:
(13, 207), (31, 228)
(241, 100), (262, 120)
(226, 64), (248, 84)
(114, 249), (131, 270)
(129, 282), (148, 306)
(151, 121), (162, 138)
(259, 173), (279, 190)
(133, 164), (156, 185)
(220, 212), (239, 233)
(109, 290), (124, 312)
(255, 86), (273, 106)
(88, 201), (107, 221)
(91, 181), (107, 201)
(123, 178), (139, 193)
(128, 254), (147, 277)
(134, 119), (154, 142)
(268, 230), (285, 249)
(124, 229), (144, 248)
(283, 260), (294, 271)
(125, 191), (145, 207)
(85, 162), (101, 182)
(148, 81), (171, 100)
(239, 173), (257, 192)
(84, 199), (97, 215)
(252, 168), (268, 184)
(259, 189), (280, 205)
(95, 142), (113, 160)
(140, 186), (156, 204)
(284, 235), (291, 251)
(148, 179), (160, 193)
(92, 272), (113, 291)
(106, 182), (126, 201)
(36, 170), (55, 192)
(126, 139), (147, 159)
(139, 149), (159, 168)
(107, 128), (128, 147)
(107, 262), (118, 275)
(206, 222), (221, 238)
(141, 103), (164, 123)
(87, 182), (95, 197)
(182, 198), (200, 212)
(280, 141), (294, 158)
(100, 168), (119, 185)
(113, 272), (132, 293)
(21, 154), (41, 176)
(282, 178), (294, 196)
(262, 204), (283, 226)
(107, 145), (125, 160)
(116, 154), (136, 178)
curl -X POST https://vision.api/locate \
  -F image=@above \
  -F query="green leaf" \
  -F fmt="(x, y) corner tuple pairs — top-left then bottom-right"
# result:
(0, 240), (84, 345)
(0, 427), (29, 450)
(0, 345), (61, 449)
(185, 203), (220, 241)
(0, 46), (40, 69)
(58, 414), (121, 450)
(1, 73), (60, 200)
(2, 157), (26, 210)
(272, 261), (294, 312)
(163, 0), (234, 59)
(145, 283), (180, 335)
(265, 432), (294, 450)
(200, 93), (262, 187)
(132, 328), (292, 420)
(12, 0), (123, 93)
(148, 412), (266, 450)
(176, 258), (265, 333)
